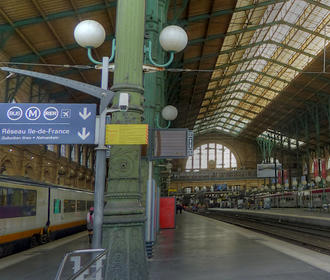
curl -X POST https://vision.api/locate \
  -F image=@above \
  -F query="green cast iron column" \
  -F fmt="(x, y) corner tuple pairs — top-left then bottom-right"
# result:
(102, 0), (147, 279)
(143, 0), (169, 192)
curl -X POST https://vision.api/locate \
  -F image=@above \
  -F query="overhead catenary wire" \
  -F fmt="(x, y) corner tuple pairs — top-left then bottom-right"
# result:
(0, 61), (328, 74)
(0, 61), (94, 70)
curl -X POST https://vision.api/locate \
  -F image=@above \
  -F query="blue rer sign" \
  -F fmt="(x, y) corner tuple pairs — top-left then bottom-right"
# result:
(0, 103), (96, 144)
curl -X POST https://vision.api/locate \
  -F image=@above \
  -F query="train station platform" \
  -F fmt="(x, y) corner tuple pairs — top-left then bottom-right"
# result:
(208, 208), (330, 227)
(1, 212), (330, 279)
(149, 211), (330, 280)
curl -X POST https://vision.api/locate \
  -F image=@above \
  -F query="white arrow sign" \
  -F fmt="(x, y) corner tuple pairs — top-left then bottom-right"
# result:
(79, 107), (91, 120)
(78, 127), (90, 140)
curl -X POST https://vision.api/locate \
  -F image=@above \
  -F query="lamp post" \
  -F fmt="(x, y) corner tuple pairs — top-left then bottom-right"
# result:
(74, 20), (110, 250)
(73, 1), (188, 277)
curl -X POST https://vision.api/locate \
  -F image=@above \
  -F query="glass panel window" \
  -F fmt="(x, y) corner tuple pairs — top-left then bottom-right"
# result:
(70, 145), (77, 162)
(64, 199), (76, 213)
(185, 143), (237, 171)
(193, 148), (200, 169)
(216, 144), (223, 168)
(0, 187), (36, 218)
(60, 145), (66, 158)
(201, 145), (207, 169)
(79, 146), (84, 165)
(224, 148), (230, 168)
(77, 200), (86, 212)
(186, 156), (192, 170)
(47, 145), (55, 152)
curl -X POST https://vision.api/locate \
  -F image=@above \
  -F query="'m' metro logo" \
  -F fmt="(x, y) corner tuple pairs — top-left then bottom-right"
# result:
(25, 107), (41, 121)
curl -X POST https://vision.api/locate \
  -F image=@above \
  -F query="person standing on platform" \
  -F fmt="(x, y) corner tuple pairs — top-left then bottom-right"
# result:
(176, 201), (183, 214)
(86, 207), (94, 244)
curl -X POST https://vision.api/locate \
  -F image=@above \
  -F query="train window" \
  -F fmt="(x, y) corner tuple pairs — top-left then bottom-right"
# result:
(8, 188), (23, 206)
(0, 187), (36, 218)
(77, 200), (86, 211)
(0, 187), (7, 206)
(54, 199), (61, 214)
(64, 199), (76, 213)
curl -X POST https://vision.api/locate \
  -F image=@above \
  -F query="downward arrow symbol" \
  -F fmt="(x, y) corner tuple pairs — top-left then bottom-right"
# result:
(79, 107), (91, 120)
(78, 127), (90, 140)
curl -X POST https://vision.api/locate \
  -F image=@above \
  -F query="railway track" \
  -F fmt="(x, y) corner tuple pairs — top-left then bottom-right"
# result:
(197, 210), (330, 255)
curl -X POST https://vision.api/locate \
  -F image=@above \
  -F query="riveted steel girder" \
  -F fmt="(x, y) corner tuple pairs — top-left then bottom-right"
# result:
(0, 2), (117, 31)
(214, 55), (302, 73)
(185, 39), (315, 65)
(176, 0), (287, 25)
(202, 97), (265, 109)
(11, 34), (114, 62)
(209, 79), (281, 94)
(304, 0), (330, 10)
(198, 109), (254, 121)
(197, 114), (251, 126)
(188, 20), (330, 46)
(196, 119), (244, 132)
(200, 104), (259, 116)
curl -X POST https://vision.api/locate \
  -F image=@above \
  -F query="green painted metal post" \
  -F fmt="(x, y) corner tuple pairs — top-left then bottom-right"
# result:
(143, 0), (169, 257)
(102, 0), (148, 279)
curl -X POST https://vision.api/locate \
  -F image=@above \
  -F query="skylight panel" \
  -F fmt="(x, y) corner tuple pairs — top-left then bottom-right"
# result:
(198, 0), (329, 135)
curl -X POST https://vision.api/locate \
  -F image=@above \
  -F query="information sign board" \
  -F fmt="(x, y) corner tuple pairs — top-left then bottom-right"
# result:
(257, 163), (282, 178)
(105, 124), (148, 145)
(151, 129), (190, 159)
(0, 103), (96, 144)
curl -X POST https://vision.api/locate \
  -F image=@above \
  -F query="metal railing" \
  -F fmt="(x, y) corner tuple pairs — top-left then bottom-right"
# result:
(171, 169), (300, 181)
(55, 249), (107, 280)
(171, 169), (257, 181)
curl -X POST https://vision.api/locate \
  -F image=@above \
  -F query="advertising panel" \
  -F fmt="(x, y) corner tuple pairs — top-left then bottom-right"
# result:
(257, 163), (282, 178)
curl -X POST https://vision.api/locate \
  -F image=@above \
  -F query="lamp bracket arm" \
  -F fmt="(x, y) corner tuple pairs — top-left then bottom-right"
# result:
(108, 39), (116, 63)
(145, 40), (174, 68)
(87, 39), (116, 65)
(87, 48), (102, 65)
(155, 112), (171, 129)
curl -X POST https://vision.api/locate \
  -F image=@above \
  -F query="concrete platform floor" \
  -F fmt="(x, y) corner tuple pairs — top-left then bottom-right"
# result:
(1, 212), (330, 279)
(0, 232), (90, 280)
(148, 211), (330, 280)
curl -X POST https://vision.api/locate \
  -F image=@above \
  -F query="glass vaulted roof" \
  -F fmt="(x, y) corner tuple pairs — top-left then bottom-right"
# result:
(194, 0), (330, 135)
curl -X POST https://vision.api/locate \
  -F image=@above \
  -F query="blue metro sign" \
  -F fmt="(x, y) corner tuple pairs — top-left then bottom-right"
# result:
(0, 103), (96, 144)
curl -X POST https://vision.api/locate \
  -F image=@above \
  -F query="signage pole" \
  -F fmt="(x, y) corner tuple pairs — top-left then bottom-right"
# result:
(92, 57), (109, 249)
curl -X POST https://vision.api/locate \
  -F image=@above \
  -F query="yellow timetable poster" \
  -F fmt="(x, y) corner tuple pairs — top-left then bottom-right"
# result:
(105, 124), (148, 145)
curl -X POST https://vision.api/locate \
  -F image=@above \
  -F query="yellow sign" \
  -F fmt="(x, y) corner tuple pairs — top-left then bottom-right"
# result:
(105, 124), (148, 145)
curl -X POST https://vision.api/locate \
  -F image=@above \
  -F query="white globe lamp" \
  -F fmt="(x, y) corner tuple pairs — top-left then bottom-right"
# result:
(326, 175), (330, 182)
(74, 20), (106, 48)
(161, 105), (178, 121)
(315, 176), (321, 183)
(159, 25), (188, 52)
